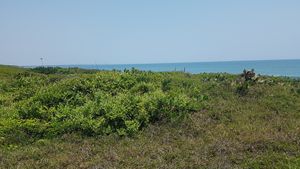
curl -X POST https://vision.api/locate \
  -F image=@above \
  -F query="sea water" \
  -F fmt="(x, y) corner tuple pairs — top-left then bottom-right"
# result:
(59, 59), (300, 77)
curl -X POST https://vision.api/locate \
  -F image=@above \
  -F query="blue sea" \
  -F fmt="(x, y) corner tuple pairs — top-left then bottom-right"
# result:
(58, 59), (300, 77)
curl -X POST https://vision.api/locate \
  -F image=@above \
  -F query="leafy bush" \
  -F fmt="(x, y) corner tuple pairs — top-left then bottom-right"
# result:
(1, 70), (202, 143)
(236, 82), (249, 96)
(31, 66), (99, 74)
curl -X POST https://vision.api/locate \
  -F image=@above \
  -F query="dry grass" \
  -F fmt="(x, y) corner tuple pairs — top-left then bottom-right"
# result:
(2, 95), (300, 168)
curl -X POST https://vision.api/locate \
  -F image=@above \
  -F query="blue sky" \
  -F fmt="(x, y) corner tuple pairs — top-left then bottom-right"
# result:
(0, 0), (300, 66)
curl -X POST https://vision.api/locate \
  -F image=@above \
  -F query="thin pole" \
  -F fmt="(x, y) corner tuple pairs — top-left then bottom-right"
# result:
(40, 58), (44, 67)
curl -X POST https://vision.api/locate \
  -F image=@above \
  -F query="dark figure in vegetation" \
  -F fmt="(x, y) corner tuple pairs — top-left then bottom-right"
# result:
(242, 69), (256, 81)
(237, 69), (257, 96)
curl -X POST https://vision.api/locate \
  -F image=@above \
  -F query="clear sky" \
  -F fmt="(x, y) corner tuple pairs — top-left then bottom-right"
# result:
(0, 0), (300, 66)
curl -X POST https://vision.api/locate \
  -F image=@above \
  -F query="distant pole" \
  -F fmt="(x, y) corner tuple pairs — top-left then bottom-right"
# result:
(184, 67), (186, 72)
(40, 57), (44, 67)
(94, 60), (99, 70)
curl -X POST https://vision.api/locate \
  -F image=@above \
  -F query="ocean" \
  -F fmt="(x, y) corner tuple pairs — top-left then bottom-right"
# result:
(58, 59), (300, 77)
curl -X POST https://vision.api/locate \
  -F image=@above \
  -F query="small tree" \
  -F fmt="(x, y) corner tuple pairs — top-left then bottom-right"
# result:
(242, 69), (256, 81)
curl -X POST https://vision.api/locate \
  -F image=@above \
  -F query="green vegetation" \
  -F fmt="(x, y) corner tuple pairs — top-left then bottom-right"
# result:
(0, 65), (300, 168)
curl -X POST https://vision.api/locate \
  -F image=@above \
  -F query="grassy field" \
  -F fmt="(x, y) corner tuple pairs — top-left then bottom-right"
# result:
(0, 65), (300, 169)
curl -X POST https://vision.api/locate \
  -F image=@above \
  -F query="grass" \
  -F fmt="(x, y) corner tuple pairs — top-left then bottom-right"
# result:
(0, 65), (300, 168)
(0, 65), (27, 80)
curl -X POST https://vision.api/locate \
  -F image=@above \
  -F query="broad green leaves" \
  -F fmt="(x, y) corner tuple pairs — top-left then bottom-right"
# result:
(1, 69), (200, 144)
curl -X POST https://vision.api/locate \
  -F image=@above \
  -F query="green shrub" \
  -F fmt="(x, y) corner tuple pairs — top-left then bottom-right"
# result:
(130, 82), (156, 94)
(1, 68), (203, 143)
(236, 82), (249, 96)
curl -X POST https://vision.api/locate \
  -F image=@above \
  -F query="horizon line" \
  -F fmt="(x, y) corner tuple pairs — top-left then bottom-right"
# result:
(21, 58), (300, 67)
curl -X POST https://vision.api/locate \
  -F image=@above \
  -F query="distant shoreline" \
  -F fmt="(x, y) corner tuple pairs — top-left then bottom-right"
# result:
(22, 58), (300, 68)
(22, 59), (300, 77)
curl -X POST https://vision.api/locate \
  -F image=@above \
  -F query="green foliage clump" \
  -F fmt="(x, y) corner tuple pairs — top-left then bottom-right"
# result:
(31, 66), (99, 74)
(0, 68), (200, 144)
(236, 82), (250, 96)
(236, 69), (258, 96)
